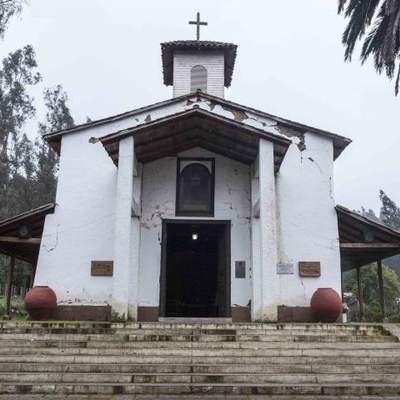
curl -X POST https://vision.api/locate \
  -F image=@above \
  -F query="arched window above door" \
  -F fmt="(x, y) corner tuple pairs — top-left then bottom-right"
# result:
(176, 159), (214, 216)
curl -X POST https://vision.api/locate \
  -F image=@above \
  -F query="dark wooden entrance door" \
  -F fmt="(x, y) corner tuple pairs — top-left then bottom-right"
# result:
(160, 220), (231, 318)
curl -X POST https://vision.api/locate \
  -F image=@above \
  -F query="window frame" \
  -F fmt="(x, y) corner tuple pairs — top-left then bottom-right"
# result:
(175, 157), (215, 217)
(190, 65), (208, 93)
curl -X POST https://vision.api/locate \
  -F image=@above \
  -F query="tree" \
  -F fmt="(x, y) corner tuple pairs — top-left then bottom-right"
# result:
(34, 85), (74, 205)
(0, 1), (76, 313)
(360, 206), (380, 222)
(343, 264), (400, 322)
(380, 190), (400, 229)
(0, 45), (41, 219)
(0, 0), (24, 37)
(344, 191), (400, 322)
(338, 0), (400, 95)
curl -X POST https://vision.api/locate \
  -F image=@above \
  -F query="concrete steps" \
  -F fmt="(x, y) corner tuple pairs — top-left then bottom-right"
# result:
(0, 321), (399, 399)
(2, 372), (400, 384)
(1, 382), (400, 396)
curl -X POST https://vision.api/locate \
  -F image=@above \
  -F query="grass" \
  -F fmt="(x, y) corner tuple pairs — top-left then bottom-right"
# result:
(0, 296), (28, 321)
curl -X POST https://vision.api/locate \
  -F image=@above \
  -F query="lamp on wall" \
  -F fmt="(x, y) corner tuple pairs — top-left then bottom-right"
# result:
(192, 233), (199, 241)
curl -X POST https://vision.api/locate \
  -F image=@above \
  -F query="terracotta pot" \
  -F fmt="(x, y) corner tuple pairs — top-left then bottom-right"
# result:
(310, 288), (342, 323)
(24, 286), (57, 320)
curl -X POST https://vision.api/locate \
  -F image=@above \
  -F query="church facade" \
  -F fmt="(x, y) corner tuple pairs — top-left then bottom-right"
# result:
(34, 38), (352, 322)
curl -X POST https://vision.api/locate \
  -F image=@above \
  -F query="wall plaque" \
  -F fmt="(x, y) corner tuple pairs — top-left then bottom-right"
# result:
(235, 261), (246, 279)
(277, 263), (294, 275)
(91, 261), (113, 277)
(299, 262), (321, 277)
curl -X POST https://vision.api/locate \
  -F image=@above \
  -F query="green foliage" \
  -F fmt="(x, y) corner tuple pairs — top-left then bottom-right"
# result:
(380, 190), (400, 230)
(0, 296), (28, 320)
(338, 0), (400, 95)
(0, 45), (41, 218)
(0, 6), (75, 305)
(0, 0), (24, 37)
(34, 85), (75, 205)
(360, 206), (380, 222)
(343, 264), (400, 322)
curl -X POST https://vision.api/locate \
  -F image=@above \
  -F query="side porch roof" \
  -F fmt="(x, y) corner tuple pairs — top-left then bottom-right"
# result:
(337, 205), (400, 271)
(0, 203), (55, 263)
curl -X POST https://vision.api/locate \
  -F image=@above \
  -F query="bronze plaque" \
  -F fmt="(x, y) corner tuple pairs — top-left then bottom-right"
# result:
(91, 261), (113, 277)
(299, 262), (321, 277)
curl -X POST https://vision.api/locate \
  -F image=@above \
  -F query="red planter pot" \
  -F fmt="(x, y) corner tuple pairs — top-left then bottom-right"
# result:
(24, 286), (57, 320)
(310, 288), (342, 323)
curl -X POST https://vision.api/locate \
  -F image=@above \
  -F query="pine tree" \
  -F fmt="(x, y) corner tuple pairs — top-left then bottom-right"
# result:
(0, 0), (24, 37)
(360, 206), (380, 222)
(380, 190), (400, 230)
(0, 46), (41, 219)
(33, 85), (74, 206)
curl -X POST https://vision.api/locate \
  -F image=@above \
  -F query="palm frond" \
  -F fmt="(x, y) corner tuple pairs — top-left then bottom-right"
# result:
(339, 0), (400, 95)
(395, 66), (400, 95)
(338, 0), (348, 13)
(340, 0), (381, 61)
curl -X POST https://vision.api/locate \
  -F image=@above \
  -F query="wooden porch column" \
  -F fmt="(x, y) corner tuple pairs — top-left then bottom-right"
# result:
(4, 255), (15, 320)
(356, 266), (364, 322)
(377, 259), (386, 322)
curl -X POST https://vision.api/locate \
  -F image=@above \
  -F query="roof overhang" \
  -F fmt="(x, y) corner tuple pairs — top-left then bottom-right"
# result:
(337, 205), (400, 271)
(0, 203), (55, 263)
(43, 92), (351, 161)
(100, 107), (291, 172)
(161, 41), (237, 87)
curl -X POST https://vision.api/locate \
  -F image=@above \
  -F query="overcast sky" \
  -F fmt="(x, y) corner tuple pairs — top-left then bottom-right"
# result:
(1, 0), (399, 213)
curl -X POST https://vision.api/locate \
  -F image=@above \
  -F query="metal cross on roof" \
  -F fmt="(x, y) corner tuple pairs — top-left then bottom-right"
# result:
(189, 12), (208, 41)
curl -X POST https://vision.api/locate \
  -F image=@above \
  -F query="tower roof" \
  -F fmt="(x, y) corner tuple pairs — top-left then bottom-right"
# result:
(161, 40), (237, 87)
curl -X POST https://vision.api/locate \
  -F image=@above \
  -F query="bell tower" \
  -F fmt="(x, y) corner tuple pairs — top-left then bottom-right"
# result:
(161, 13), (237, 98)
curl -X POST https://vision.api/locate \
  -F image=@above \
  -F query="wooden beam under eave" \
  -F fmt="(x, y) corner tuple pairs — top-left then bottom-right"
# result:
(340, 243), (400, 249)
(0, 236), (41, 245)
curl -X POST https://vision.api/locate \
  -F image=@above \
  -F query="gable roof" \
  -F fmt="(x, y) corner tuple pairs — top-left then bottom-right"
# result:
(99, 107), (291, 172)
(161, 41), (238, 87)
(43, 92), (352, 160)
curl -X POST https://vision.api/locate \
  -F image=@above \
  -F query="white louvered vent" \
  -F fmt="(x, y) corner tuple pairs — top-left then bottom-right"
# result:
(190, 65), (207, 93)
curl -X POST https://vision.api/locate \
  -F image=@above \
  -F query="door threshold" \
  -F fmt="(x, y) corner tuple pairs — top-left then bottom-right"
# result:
(158, 317), (233, 324)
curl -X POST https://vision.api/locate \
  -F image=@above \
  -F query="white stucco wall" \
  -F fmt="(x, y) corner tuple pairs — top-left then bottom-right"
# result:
(173, 52), (225, 98)
(275, 132), (341, 307)
(138, 147), (252, 309)
(35, 130), (117, 305)
(34, 92), (342, 317)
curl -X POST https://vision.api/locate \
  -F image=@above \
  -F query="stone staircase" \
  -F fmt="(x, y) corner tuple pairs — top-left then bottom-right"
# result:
(0, 321), (400, 399)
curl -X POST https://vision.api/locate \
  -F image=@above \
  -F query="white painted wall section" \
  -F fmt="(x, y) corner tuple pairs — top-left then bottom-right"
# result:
(138, 148), (252, 309)
(35, 130), (117, 305)
(276, 132), (341, 307)
(173, 52), (225, 98)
